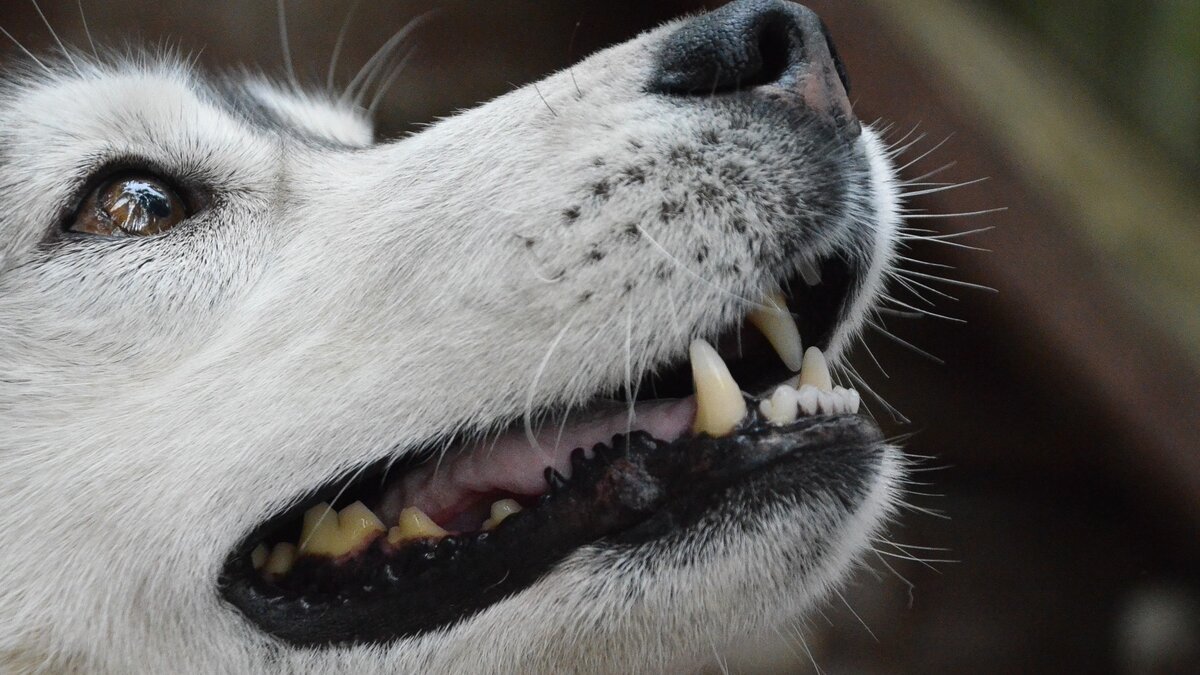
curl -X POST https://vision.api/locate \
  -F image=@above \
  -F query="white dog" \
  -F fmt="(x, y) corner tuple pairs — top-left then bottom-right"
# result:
(0, 0), (906, 672)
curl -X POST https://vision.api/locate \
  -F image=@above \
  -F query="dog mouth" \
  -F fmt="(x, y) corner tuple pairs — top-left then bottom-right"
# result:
(219, 252), (874, 646)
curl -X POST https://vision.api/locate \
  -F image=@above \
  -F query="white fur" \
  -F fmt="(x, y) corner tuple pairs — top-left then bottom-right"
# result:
(0, 16), (903, 674)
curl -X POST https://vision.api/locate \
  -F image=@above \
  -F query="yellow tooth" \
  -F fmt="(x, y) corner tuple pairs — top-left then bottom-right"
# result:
(387, 507), (448, 545)
(337, 501), (386, 551)
(298, 503), (342, 556)
(298, 501), (384, 557)
(482, 499), (524, 530)
(250, 543), (269, 570)
(798, 347), (833, 393)
(746, 292), (804, 371)
(690, 339), (747, 437)
(263, 542), (297, 576)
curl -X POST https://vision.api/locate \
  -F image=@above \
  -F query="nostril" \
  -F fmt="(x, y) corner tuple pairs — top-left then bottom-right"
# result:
(752, 15), (793, 89)
(648, 0), (860, 136)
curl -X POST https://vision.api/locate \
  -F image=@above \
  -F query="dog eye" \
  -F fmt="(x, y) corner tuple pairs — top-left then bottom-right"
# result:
(68, 173), (189, 237)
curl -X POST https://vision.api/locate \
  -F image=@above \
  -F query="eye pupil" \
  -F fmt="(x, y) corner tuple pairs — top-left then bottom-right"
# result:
(70, 172), (189, 237)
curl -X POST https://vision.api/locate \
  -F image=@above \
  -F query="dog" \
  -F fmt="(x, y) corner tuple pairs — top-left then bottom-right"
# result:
(0, 0), (907, 671)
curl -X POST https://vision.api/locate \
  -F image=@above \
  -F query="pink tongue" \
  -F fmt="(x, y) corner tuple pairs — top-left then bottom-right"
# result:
(380, 398), (696, 524)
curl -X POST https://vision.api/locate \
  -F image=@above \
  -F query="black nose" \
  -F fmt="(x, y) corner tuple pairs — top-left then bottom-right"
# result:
(649, 0), (857, 134)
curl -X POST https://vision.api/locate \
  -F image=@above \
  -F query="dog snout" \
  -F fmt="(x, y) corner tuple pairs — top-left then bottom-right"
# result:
(649, 0), (860, 137)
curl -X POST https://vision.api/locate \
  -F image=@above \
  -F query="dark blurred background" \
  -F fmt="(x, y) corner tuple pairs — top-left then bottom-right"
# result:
(3, 1), (1196, 673)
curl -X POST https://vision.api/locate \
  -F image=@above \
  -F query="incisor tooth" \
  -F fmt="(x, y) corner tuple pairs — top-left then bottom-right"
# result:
(690, 339), (747, 437)
(482, 499), (523, 530)
(263, 542), (297, 576)
(798, 347), (833, 393)
(387, 507), (448, 545)
(846, 388), (861, 414)
(760, 385), (799, 425)
(797, 385), (820, 415)
(299, 501), (385, 557)
(746, 292), (804, 371)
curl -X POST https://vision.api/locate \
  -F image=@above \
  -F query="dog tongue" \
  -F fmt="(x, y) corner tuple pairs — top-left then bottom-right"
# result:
(377, 399), (696, 525)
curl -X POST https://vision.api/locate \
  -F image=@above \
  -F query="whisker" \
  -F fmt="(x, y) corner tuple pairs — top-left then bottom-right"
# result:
(31, 0), (81, 75)
(894, 268), (998, 293)
(902, 208), (1005, 220)
(77, 0), (98, 61)
(635, 224), (773, 314)
(523, 310), (582, 458)
(901, 224), (996, 239)
(326, 0), (363, 93)
(276, 0), (299, 91)
(366, 46), (416, 115)
(901, 176), (989, 198)
(0, 25), (51, 73)
(894, 133), (953, 173)
(344, 9), (436, 105)
(900, 160), (958, 185)
(866, 319), (946, 365)
(881, 294), (965, 323)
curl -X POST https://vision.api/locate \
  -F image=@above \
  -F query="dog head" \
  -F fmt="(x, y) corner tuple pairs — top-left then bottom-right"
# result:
(0, 1), (903, 671)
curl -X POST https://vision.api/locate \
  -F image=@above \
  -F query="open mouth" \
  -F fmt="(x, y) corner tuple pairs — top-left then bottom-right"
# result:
(219, 251), (875, 646)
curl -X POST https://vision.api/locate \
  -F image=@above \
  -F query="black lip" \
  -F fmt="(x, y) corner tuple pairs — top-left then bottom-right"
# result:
(219, 411), (883, 646)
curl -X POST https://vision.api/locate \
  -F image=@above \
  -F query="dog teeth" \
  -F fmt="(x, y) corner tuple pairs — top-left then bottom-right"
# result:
(250, 543), (268, 571)
(298, 501), (385, 558)
(746, 291), (804, 371)
(759, 385), (800, 424)
(387, 507), (448, 545)
(796, 385), (820, 416)
(797, 347), (833, 393)
(690, 339), (748, 437)
(263, 542), (297, 576)
(759, 348), (861, 424)
(482, 499), (523, 530)
(340, 501), (387, 546)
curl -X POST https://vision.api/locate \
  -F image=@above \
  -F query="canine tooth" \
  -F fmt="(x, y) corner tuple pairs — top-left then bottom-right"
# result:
(796, 384), (820, 416)
(482, 499), (523, 530)
(799, 258), (822, 286)
(746, 292), (804, 371)
(263, 542), (297, 576)
(760, 385), (799, 425)
(798, 347), (833, 393)
(250, 544), (268, 571)
(690, 339), (747, 437)
(387, 507), (448, 545)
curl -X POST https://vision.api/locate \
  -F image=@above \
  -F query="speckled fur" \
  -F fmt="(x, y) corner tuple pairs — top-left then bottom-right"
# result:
(0, 12), (902, 674)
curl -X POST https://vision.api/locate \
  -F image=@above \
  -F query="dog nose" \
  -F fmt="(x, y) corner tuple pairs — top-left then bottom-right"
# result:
(649, 0), (859, 137)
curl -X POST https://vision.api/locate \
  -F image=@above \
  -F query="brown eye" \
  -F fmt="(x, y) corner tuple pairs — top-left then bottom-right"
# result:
(69, 173), (188, 236)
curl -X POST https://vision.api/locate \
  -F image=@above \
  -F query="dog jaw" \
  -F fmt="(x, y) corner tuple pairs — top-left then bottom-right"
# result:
(0, 7), (903, 674)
